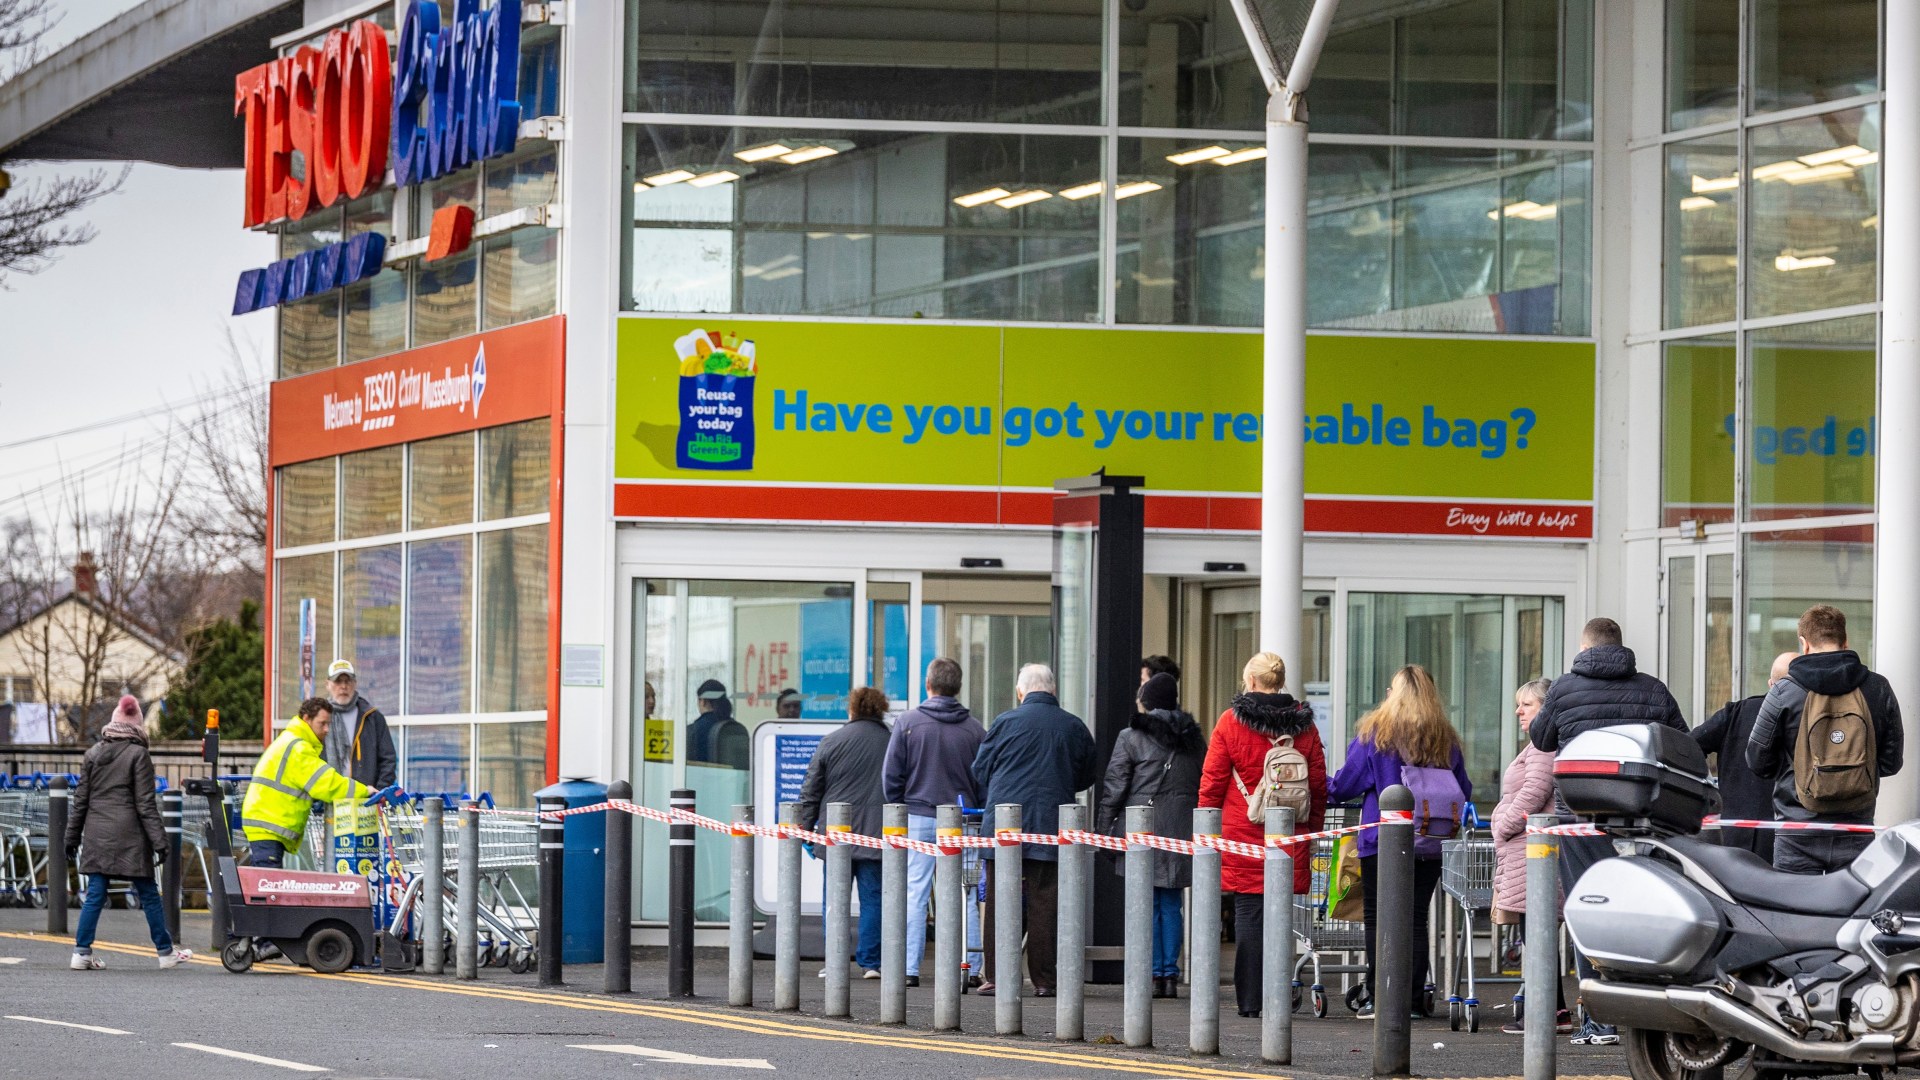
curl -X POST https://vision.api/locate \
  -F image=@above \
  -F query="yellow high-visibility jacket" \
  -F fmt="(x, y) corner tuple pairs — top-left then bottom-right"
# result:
(241, 718), (369, 847)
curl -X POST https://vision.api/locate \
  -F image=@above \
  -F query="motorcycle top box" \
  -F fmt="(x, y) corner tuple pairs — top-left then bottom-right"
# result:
(1555, 725), (1721, 834)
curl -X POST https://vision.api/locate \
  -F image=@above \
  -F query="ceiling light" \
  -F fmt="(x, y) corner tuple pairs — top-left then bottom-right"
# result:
(761, 266), (804, 281)
(687, 170), (741, 187)
(1691, 174), (1740, 193)
(954, 187), (1012, 207)
(1752, 160), (1806, 181)
(1798, 144), (1868, 167)
(806, 232), (833, 240)
(1846, 151), (1880, 167)
(1775, 253), (1837, 271)
(1678, 195), (1717, 212)
(844, 233), (870, 240)
(779, 145), (840, 164)
(1059, 181), (1104, 200)
(1113, 180), (1163, 199)
(1864, 214), (1881, 229)
(734, 143), (794, 162)
(1166, 145), (1229, 165)
(1213, 147), (1268, 166)
(643, 168), (696, 187)
(995, 189), (1053, 209)
(1488, 200), (1557, 221)
(1781, 162), (1855, 184)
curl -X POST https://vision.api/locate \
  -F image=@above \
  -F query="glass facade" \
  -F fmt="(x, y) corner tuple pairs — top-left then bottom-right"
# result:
(1657, 0), (1883, 693)
(622, 0), (1597, 336)
(269, 420), (552, 799)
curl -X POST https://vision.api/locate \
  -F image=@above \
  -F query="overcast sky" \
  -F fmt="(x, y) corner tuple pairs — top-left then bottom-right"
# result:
(0, 0), (275, 520)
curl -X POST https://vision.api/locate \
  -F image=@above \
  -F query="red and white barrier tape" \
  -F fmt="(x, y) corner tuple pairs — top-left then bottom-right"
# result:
(1527, 815), (1886, 838)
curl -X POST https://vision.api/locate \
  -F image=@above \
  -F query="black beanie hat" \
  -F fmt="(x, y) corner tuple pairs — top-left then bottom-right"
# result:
(1139, 672), (1179, 713)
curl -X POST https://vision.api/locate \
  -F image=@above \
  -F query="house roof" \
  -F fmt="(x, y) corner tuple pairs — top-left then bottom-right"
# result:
(0, 590), (183, 665)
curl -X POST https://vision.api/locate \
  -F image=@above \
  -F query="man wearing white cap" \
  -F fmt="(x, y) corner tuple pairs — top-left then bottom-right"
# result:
(324, 659), (397, 788)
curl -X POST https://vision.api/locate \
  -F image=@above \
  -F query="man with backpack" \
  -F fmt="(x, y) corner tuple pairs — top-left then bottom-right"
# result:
(1529, 616), (1687, 1045)
(1746, 605), (1903, 874)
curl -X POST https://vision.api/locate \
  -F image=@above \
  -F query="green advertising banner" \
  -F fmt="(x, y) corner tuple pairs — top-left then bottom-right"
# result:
(1662, 339), (1876, 521)
(616, 318), (1596, 505)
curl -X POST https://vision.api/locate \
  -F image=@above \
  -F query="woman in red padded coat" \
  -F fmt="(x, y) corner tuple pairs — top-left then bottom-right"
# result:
(1198, 651), (1328, 1018)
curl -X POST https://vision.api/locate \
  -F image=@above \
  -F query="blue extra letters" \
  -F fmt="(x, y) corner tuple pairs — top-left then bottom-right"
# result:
(392, 0), (523, 189)
(232, 233), (389, 315)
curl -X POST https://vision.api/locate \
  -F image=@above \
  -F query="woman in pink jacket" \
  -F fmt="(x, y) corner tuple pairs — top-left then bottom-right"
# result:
(1491, 678), (1569, 1035)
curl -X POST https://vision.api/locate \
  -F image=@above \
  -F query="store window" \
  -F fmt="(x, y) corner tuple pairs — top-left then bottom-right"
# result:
(278, 459), (337, 547)
(410, 432), (476, 530)
(1346, 592), (1565, 806)
(341, 446), (404, 539)
(344, 193), (406, 364)
(476, 722), (546, 808)
(407, 537), (473, 715)
(626, 0), (1102, 125)
(340, 545), (403, 710)
(1663, 133), (1738, 329)
(482, 230), (559, 329)
(480, 421), (550, 520)
(627, 126), (1102, 322)
(1662, 336), (1736, 527)
(1748, 0), (1879, 115)
(1667, 0), (1739, 130)
(1747, 316), (1876, 520)
(1746, 108), (1879, 320)
(275, 553), (335, 715)
(1744, 524), (1874, 694)
(478, 526), (547, 713)
(404, 723), (472, 794)
(413, 254), (480, 346)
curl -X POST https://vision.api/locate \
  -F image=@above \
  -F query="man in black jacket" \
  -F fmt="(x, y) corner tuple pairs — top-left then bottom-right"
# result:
(972, 663), (1097, 997)
(1746, 605), (1903, 874)
(793, 686), (894, 978)
(1693, 652), (1794, 863)
(1530, 616), (1687, 1046)
(323, 660), (397, 789)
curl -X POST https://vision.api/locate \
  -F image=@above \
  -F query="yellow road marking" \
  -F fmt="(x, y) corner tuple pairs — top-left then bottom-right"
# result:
(2, 931), (1282, 1079)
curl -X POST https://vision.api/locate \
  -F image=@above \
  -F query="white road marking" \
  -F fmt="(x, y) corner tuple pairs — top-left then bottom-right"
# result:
(6, 1015), (131, 1035)
(171, 1043), (330, 1072)
(572, 1044), (775, 1069)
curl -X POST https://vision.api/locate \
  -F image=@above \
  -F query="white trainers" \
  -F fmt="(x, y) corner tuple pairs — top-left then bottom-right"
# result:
(862, 969), (881, 980)
(158, 948), (193, 969)
(69, 953), (104, 970)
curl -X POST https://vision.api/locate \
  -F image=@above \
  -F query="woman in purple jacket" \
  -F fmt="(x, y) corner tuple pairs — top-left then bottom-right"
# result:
(1328, 664), (1472, 1019)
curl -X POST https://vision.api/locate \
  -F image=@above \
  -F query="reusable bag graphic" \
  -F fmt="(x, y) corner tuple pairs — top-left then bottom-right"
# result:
(675, 328), (757, 470)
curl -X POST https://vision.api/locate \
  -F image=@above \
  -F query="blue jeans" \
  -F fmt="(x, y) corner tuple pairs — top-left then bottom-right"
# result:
(905, 814), (984, 977)
(1153, 887), (1184, 978)
(75, 875), (172, 955)
(818, 857), (885, 972)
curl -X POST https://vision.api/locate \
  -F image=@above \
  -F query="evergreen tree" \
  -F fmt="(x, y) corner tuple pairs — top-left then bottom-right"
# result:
(162, 599), (264, 741)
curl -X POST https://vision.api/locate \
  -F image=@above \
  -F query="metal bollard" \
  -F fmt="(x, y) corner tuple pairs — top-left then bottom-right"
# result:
(993, 802), (1024, 1035)
(161, 789), (183, 940)
(605, 781), (633, 994)
(1124, 804), (1154, 1048)
(880, 803), (908, 1024)
(669, 789), (695, 997)
(729, 803), (755, 1007)
(1055, 803), (1088, 1042)
(1524, 814), (1560, 1080)
(1190, 807), (1223, 1055)
(1263, 806), (1297, 1064)
(1374, 785), (1415, 1076)
(458, 800), (479, 980)
(775, 803), (801, 1011)
(824, 801), (853, 1017)
(423, 797), (446, 975)
(933, 804), (963, 1031)
(538, 794), (566, 986)
(47, 777), (67, 935)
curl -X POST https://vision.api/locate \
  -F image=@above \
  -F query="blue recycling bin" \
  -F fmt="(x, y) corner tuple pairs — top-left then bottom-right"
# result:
(535, 778), (608, 964)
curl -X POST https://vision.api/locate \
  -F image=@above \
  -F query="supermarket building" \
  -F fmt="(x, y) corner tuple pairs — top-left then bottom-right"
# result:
(2, 0), (1911, 919)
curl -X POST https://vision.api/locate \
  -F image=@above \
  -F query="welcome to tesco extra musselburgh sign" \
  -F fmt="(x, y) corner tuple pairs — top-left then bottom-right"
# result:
(234, 0), (526, 229)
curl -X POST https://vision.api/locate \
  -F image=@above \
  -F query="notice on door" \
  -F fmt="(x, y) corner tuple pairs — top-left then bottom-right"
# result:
(644, 718), (674, 763)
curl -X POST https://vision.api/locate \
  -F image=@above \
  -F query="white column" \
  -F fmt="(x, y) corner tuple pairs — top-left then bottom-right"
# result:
(1876, 0), (1920, 823)
(554, 0), (623, 781)
(1257, 95), (1307, 693)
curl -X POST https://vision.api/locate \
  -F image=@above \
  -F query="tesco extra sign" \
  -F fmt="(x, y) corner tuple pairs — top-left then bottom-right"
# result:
(235, 0), (523, 229)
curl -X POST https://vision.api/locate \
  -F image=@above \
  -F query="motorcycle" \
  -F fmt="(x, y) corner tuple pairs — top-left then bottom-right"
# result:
(1556, 724), (1919, 1080)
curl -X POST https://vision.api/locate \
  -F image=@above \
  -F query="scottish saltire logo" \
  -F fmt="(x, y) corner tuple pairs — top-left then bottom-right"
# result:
(472, 344), (488, 419)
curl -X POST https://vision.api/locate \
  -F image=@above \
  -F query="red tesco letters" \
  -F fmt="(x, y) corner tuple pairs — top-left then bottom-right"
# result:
(236, 19), (392, 228)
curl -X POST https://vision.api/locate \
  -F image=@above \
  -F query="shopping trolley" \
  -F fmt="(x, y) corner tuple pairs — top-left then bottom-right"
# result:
(0, 785), (46, 906)
(958, 803), (986, 989)
(1438, 834), (1499, 1032)
(1290, 805), (1370, 1018)
(376, 793), (540, 973)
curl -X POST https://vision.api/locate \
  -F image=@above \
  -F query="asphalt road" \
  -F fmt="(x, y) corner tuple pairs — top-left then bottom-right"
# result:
(0, 909), (1628, 1080)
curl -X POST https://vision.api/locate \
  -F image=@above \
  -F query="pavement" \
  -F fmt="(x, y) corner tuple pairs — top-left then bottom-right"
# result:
(0, 907), (1630, 1079)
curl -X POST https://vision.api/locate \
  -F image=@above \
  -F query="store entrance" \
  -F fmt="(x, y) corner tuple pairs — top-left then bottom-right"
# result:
(1663, 542), (1735, 728)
